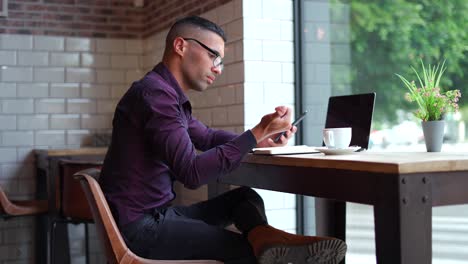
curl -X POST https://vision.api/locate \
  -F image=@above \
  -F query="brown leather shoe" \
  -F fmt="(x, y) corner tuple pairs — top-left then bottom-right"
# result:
(248, 225), (347, 264)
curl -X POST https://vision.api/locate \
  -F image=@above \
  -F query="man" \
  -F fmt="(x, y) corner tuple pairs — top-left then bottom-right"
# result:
(100, 16), (346, 264)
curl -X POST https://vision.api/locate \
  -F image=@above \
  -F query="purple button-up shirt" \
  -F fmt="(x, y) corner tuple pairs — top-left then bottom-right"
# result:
(99, 63), (257, 227)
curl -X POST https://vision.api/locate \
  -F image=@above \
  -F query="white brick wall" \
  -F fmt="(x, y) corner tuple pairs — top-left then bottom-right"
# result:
(0, 33), (135, 263)
(0, 0), (297, 262)
(242, 0), (296, 233)
(50, 83), (81, 98)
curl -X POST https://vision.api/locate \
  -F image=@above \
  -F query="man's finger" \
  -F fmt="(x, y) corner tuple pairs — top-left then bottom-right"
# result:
(275, 106), (289, 117)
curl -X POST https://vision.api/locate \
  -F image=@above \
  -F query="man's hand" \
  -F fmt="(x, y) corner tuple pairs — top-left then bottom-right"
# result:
(257, 125), (298, 147)
(251, 106), (297, 146)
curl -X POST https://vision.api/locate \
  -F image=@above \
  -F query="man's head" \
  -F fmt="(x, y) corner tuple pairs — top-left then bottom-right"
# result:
(163, 16), (226, 92)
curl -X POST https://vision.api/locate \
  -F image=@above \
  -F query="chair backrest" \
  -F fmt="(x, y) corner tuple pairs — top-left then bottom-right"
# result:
(59, 159), (102, 220)
(324, 93), (376, 149)
(75, 169), (129, 264)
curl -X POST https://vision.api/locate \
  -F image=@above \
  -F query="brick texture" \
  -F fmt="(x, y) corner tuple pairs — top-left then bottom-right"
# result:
(142, 0), (232, 38)
(0, 0), (233, 38)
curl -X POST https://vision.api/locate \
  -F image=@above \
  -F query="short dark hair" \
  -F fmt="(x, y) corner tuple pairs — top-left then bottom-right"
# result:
(167, 16), (226, 42)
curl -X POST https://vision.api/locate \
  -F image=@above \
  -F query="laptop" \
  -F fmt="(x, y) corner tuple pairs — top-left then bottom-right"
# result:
(252, 92), (376, 155)
(324, 93), (376, 150)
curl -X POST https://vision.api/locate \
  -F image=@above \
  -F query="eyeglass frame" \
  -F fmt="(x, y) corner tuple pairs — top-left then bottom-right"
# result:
(182, 37), (224, 71)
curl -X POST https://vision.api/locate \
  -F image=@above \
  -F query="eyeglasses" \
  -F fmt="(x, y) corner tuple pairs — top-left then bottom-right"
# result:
(183, 38), (224, 71)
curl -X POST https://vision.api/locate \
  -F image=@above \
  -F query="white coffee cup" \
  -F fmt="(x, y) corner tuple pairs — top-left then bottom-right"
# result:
(323, 127), (352, 149)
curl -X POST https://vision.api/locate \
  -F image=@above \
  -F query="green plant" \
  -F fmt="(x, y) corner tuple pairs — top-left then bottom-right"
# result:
(396, 60), (461, 121)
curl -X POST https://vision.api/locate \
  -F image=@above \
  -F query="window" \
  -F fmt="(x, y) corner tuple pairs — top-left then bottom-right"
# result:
(296, 1), (468, 263)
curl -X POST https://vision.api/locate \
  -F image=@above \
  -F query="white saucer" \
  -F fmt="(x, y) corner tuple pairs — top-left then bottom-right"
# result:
(315, 146), (362, 155)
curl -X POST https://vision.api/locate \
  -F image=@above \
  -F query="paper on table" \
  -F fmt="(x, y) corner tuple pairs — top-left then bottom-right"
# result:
(252, 145), (320, 155)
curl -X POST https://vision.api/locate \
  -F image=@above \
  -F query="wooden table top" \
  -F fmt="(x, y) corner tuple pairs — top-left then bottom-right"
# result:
(35, 147), (108, 157)
(243, 151), (468, 174)
(34, 147), (468, 174)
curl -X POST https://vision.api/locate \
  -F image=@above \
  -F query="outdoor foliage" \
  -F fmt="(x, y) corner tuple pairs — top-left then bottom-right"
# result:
(396, 60), (461, 121)
(349, 0), (468, 126)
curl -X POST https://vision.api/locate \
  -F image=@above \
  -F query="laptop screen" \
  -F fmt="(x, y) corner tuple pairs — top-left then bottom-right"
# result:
(324, 93), (376, 149)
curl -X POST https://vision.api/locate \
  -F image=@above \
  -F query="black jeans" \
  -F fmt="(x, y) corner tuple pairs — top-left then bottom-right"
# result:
(120, 187), (267, 264)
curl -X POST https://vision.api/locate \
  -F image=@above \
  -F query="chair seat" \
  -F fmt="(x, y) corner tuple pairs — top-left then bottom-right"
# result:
(0, 187), (48, 217)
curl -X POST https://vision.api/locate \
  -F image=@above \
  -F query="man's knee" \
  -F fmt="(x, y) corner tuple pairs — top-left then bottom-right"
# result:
(237, 187), (264, 207)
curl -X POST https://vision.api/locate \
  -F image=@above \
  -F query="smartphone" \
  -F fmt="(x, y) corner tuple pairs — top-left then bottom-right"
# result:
(274, 110), (308, 142)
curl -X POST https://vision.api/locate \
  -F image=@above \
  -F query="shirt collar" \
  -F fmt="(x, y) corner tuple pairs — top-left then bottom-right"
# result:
(152, 62), (189, 105)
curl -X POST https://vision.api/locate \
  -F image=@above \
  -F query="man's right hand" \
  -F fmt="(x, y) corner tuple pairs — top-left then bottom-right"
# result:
(251, 106), (292, 143)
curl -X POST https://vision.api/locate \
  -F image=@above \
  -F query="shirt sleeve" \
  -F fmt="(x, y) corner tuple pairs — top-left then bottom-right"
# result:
(188, 116), (238, 151)
(142, 88), (257, 189)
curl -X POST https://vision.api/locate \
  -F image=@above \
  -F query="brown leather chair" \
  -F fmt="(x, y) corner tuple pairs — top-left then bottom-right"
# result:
(50, 159), (103, 264)
(0, 185), (48, 218)
(75, 169), (224, 264)
(58, 159), (103, 221)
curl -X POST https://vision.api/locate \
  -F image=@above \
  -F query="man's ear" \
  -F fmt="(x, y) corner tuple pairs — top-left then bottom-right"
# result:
(173, 37), (185, 57)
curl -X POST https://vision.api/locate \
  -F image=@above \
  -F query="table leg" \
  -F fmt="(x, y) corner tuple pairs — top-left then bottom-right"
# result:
(36, 166), (49, 264)
(315, 198), (346, 240)
(50, 221), (71, 264)
(315, 198), (346, 264)
(49, 158), (71, 264)
(36, 161), (71, 264)
(35, 214), (48, 264)
(374, 175), (432, 264)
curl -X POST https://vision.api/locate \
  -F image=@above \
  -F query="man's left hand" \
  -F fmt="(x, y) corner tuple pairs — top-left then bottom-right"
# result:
(256, 125), (298, 148)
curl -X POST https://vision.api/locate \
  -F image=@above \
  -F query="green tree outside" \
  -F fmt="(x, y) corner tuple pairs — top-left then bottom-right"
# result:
(349, 0), (468, 128)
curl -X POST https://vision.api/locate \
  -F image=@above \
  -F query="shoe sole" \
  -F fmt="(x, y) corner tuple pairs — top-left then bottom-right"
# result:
(258, 239), (347, 264)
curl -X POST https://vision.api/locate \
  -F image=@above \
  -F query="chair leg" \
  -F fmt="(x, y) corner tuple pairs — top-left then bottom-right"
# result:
(85, 223), (90, 264)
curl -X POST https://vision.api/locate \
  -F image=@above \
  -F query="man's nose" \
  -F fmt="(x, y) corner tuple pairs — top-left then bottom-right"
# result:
(212, 65), (222, 75)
